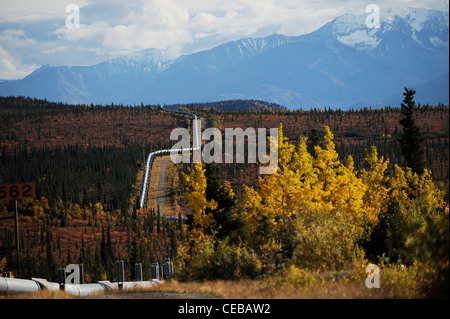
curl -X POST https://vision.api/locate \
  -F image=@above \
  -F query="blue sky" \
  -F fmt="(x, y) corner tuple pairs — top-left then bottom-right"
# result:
(0, 0), (448, 79)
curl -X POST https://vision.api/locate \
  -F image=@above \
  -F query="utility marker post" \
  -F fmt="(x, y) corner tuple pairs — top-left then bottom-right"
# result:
(0, 183), (36, 252)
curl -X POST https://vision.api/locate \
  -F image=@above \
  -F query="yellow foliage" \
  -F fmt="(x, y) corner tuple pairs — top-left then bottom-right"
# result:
(390, 165), (445, 215)
(92, 202), (103, 214)
(245, 125), (378, 238)
(242, 123), (449, 270)
(31, 203), (45, 219)
(387, 164), (449, 265)
(277, 123), (295, 169)
(182, 163), (218, 232)
(0, 257), (6, 273)
(243, 125), (395, 268)
(223, 180), (234, 199)
(361, 146), (390, 225)
(69, 203), (83, 220)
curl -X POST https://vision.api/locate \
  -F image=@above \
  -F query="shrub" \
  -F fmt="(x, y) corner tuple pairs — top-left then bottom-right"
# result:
(386, 167), (448, 265)
(175, 235), (262, 281)
(275, 265), (319, 288)
(257, 239), (284, 276)
(293, 207), (366, 271)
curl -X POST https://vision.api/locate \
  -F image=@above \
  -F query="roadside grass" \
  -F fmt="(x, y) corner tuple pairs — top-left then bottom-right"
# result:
(2, 263), (438, 299)
(145, 269), (424, 299)
(0, 289), (74, 299)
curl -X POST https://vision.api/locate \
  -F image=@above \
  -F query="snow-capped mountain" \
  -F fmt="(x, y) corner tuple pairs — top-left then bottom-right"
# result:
(164, 34), (296, 75)
(326, 7), (449, 51)
(95, 48), (178, 75)
(0, 7), (448, 109)
(306, 7), (449, 96)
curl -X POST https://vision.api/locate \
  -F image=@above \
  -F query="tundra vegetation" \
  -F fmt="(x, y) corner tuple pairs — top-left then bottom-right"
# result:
(0, 94), (448, 298)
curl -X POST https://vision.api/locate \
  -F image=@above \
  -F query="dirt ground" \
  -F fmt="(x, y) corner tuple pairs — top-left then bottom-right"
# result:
(80, 291), (221, 299)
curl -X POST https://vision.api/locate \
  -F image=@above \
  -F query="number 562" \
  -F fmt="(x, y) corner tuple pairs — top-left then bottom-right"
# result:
(0, 183), (36, 201)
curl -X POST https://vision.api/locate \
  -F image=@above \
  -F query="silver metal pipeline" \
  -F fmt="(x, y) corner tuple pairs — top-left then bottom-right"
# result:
(0, 277), (40, 294)
(139, 105), (201, 209)
(0, 276), (163, 297)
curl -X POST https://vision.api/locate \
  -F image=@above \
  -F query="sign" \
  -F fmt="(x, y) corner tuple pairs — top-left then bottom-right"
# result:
(0, 183), (36, 201)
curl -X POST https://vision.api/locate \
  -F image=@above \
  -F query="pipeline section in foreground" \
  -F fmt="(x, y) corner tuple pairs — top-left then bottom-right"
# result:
(0, 276), (162, 297)
(1, 260), (172, 296)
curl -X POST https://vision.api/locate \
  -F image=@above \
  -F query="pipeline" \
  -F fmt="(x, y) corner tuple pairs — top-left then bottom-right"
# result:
(0, 276), (163, 297)
(139, 105), (201, 209)
(0, 277), (39, 294)
(1, 104), (192, 296)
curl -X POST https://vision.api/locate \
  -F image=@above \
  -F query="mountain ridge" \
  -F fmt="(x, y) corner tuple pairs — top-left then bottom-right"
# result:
(0, 7), (448, 109)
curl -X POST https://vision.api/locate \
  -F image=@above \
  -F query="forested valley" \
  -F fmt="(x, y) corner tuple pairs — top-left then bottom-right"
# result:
(0, 95), (448, 297)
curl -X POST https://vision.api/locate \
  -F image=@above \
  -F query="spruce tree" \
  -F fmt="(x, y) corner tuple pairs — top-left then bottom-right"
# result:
(307, 127), (321, 157)
(398, 87), (427, 175)
(204, 163), (245, 242)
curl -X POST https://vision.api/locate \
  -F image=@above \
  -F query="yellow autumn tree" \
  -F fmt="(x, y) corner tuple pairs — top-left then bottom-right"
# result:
(0, 257), (6, 274)
(294, 127), (372, 269)
(387, 165), (448, 265)
(375, 164), (449, 295)
(361, 146), (390, 227)
(243, 123), (303, 245)
(277, 122), (295, 169)
(243, 125), (387, 269)
(182, 163), (218, 233)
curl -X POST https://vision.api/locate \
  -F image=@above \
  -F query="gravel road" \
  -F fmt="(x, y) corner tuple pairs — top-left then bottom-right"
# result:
(156, 158), (169, 214)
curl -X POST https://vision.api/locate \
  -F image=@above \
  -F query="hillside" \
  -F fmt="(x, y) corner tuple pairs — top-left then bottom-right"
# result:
(0, 98), (448, 286)
(207, 105), (449, 195)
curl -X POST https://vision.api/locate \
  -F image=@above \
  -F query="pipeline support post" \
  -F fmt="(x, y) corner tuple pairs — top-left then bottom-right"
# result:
(116, 260), (124, 290)
(159, 265), (164, 279)
(164, 258), (174, 278)
(79, 264), (84, 284)
(151, 263), (159, 280)
(134, 263), (143, 281)
(57, 268), (66, 291)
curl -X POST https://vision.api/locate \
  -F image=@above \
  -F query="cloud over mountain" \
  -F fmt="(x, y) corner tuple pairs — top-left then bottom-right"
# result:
(0, 7), (448, 109)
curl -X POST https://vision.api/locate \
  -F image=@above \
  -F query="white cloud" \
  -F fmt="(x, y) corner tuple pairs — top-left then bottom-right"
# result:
(51, 0), (192, 57)
(0, 28), (36, 47)
(43, 46), (68, 54)
(0, 45), (38, 79)
(0, 0), (89, 23)
(0, 28), (39, 79)
(54, 21), (109, 42)
(0, 0), (448, 79)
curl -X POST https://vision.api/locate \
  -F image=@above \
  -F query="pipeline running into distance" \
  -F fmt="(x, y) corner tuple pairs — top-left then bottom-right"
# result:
(139, 105), (200, 209)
